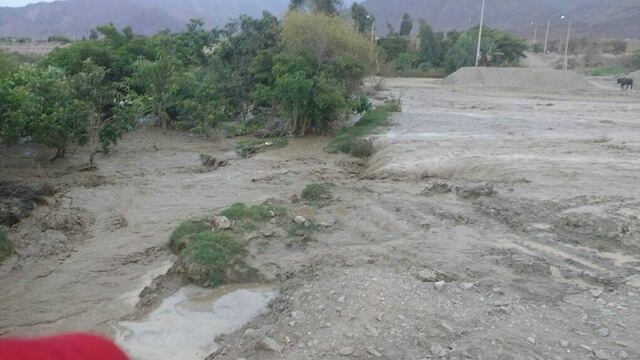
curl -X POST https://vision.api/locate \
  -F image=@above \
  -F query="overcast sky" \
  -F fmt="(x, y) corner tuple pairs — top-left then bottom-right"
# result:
(0, 0), (53, 7)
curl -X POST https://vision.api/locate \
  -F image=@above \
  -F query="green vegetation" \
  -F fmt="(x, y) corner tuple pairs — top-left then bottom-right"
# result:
(325, 109), (391, 156)
(169, 219), (211, 253)
(379, 98), (402, 112)
(376, 16), (527, 76)
(170, 202), (285, 287)
(0, 230), (11, 262)
(302, 182), (333, 206)
(0, 6), (371, 166)
(179, 232), (247, 287)
(588, 66), (627, 76)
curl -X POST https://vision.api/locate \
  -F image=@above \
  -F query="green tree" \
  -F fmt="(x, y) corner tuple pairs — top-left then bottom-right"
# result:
(289, 0), (343, 15)
(131, 56), (180, 131)
(399, 13), (413, 36)
(282, 11), (371, 65)
(270, 55), (348, 135)
(418, 20), (444, 66)
(14, 67), (85, 160)
(351, 3), (374, 34)
(443, 33), (475, 72)
(377, 36), (409, 62)
(71, 60), (131, 167)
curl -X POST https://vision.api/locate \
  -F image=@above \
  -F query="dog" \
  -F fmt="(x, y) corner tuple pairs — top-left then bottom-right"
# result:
(617, 78), (633, 90)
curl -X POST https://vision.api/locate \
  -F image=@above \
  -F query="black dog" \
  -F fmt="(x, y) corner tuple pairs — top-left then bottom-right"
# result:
(617, 78), (633, 90)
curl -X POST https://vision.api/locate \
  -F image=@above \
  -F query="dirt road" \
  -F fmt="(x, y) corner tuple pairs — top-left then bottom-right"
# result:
(1, 78), (640, 359)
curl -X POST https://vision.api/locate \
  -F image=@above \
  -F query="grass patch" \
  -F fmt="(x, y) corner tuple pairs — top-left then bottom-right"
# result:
(325, 109), (391, 155)
(220, 203), (286, 231)
(589, 66), (627, 76)
(236, 137), (288, 158)
(378, 98), (402, 112)
(179, 232), (247, 287)
(302, 183), (334, 207)
(169, 220), (211, 253)
(0, 230), (11, 262)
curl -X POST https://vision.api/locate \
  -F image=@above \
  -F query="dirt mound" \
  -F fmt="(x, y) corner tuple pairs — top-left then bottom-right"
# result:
(443, 67), (595, 92)
(628, 70), (640, 82)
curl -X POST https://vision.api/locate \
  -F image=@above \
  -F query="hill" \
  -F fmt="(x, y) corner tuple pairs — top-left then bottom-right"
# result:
(0, 0), (291, 39)
(361, 0), (640, 40)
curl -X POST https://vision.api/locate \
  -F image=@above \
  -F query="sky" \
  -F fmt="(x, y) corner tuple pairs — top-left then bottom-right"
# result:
(1, 0), (358, 7)
(0, 0), (54, 7)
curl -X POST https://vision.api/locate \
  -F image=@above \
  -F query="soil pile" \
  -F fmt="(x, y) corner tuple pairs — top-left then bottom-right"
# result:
(443, 67), (595, 92)
(628, 70), (640, 82)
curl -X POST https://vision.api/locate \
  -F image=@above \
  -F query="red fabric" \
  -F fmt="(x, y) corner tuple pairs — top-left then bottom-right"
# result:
(0, 333), (129, 360)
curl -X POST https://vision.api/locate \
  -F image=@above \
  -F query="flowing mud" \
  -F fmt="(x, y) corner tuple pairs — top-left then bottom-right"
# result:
(2, 78), (640, 359)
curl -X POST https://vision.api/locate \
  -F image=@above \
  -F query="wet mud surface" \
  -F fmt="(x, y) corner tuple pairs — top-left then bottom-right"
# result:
(2, 79), (640, 359)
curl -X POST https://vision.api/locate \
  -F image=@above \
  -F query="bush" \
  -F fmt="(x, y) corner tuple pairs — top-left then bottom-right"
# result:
(379, 97), (402, 112)
(169, 219), (211, 253)
(178, 232), (249, 287)
(325, 109), (391, 155)
(349, 138), (376, 159)
(282, 11), (372, 66)
(302, 182), (333, 206)
(0, 230), (11, 262)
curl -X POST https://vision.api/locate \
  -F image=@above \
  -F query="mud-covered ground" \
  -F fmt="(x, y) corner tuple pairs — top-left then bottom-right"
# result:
(1, 77), (640, 360)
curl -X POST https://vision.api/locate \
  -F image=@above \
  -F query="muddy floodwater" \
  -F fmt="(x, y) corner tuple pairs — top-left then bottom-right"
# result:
(115, 285), (277, 360)
(1, 76), (640, 359)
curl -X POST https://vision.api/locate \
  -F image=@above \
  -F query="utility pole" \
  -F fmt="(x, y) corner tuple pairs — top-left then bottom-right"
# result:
(543, 19), (550, 54)
(475, 0), (486, 67)
(532, 25), (538, 44)
(563, 19), (572, 71)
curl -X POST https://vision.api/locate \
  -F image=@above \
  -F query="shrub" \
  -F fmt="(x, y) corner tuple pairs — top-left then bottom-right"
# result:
(178, 232), (248, 287)
(379, 97), (402, 112)
(349, 138), (376, 159)
(169, 220), (210, 253)
(282, 11), (372, 66)
(0, 230), (11, 262)
(302, 183), (333, 206)
(221, 203), (273, 222)
(325, 109), (391, 155)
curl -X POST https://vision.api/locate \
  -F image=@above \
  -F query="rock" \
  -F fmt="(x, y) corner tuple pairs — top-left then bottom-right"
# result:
(243, 328), (258, 338)
(212, 216), (232, 230)
(590, 288), (604, 298)
(338, 347), (355, 356)
(417, 269), (456, 282)
(596, 327), (610, 337)
(625, 274), (640, 289)
(526, 336), (536, 344)
(595, 350), (609, 360)
(560, 340), (569, 347)
(256, 336), (284, 353)
(417, 270), (439, 282)
(579, 344), (593, 353)
(430, 343), (448, 357)
(337, 295), (346, 303)
(596, 298), (606, 305)
(288, 321), (296, 327)
(366, 324), (379, 337)
(459, 282), (475, 290)
(367, 348), (382, 357)
(456, 183), (496, 199)
(420, 182), (453, 196)
(619, 350), (629, 359)
(434, 281), (446, 291)
(294, 216), (306, 224)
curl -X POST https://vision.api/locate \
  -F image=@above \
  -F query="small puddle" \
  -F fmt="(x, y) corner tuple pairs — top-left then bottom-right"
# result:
(115, 284), (277, 360)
